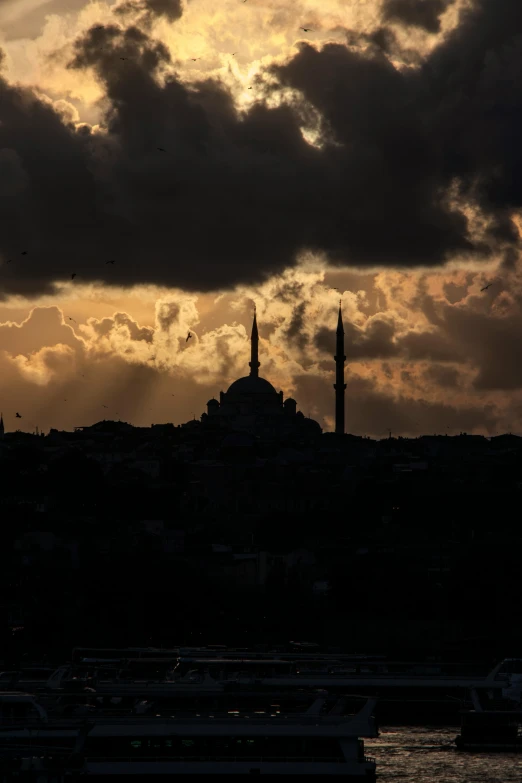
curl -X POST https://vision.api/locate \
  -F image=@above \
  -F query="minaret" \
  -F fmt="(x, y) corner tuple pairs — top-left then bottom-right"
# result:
(334, 302), (346, 435)
(249, 305), (260, 378)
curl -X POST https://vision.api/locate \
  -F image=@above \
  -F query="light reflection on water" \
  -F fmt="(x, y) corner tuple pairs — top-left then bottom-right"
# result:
(366, 727), (522, 782)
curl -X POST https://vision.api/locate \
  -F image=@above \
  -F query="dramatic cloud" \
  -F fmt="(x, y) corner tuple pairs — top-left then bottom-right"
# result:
(382, 0), (455, 33)
(1, 0), (522, 436)
(2, 262), (522, 436)
(0, 0), (521, 299)
(115, 0), (184, 28)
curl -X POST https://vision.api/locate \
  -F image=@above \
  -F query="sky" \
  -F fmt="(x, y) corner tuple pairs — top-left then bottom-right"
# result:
(1, 0), (522, 437)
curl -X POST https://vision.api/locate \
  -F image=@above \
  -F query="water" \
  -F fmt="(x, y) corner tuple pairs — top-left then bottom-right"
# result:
(366, 727), (522, 781)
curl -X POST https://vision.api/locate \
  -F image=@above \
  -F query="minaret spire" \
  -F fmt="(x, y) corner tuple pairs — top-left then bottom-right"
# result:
(0, 412), (4, 439)
(334, 301), (346, 435)
(249, 304), (260, 378)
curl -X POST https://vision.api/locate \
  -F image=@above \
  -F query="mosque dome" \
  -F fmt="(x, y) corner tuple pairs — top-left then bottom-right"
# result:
(226, 376), (278, 397)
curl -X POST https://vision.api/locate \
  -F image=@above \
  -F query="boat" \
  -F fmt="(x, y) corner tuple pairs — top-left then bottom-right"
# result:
(455, 659), (522, 751)
(0, 691), (378, 779)
(164, 655), (511, 724)
(40, 655), (515, 724)
(455, 707), (522, 751)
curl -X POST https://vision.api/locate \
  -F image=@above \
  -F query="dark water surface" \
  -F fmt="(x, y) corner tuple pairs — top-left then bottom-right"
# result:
(366, 727), (522, 781)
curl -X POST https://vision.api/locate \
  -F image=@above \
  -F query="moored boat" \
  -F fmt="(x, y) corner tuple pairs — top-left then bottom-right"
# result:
(0, 691), (378, 780)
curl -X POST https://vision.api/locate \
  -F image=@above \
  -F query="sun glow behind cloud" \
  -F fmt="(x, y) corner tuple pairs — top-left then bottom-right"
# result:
(1, 258), (522, 436)
(1, 0), (522, 434)
(0, 0), (466, 117)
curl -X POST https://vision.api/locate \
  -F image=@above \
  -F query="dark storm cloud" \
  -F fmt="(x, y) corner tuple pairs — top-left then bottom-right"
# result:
(424, 0), (522, 254)
(114, 0), (184, 27)
(382, 0), (455, 34)
(0, 21), (323, 296)
(1, 0), (522, 297)
(273, 42), (473, 269)
(441, 304), (522, 390)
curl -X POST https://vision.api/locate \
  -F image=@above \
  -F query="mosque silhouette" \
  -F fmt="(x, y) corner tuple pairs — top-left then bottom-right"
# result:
(200, 305), (346, 438)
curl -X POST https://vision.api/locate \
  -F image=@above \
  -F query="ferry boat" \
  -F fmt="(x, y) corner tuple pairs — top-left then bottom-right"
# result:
(0, 691), (378, 780)
(41, 655), (515, 724)
(164, 655), (507, 724)
(455, 658), (522, 751)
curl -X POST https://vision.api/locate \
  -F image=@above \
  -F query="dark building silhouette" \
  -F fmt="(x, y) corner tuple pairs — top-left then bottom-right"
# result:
(334, 303), (346, 435)
(201, 308), (321, 439)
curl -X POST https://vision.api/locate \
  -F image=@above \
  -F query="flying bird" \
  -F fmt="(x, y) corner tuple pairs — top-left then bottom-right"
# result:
(157, 147), (166, 152)
(186, 332), (192, 342)
(231, 52), (238, 56)
(67, 316), (77, 323)
(190, 58), (200, 61)
(120, 57), (127, 61)
(481, 282), (494, 291)
(300, 27), (313, 32)
(106, 259), (116, 264)
(102, 405), (108, 409)
(71, 273), (77, 280)
(15, 412), (21, 418)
